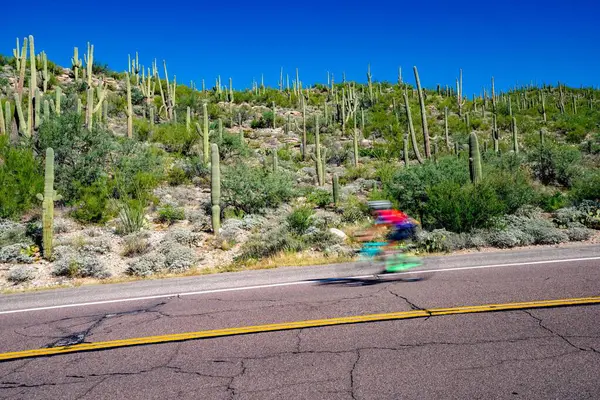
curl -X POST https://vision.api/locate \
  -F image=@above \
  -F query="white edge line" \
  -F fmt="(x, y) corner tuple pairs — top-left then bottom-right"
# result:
(1, 256), (599, 315)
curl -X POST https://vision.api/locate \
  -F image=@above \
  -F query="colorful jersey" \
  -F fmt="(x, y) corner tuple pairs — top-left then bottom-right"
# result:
(375, 209), (412, 228)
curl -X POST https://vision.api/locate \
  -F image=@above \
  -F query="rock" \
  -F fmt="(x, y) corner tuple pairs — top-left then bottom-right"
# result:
(329, 228), (348, 240)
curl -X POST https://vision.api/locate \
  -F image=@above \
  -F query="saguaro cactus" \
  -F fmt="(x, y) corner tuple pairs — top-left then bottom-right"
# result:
(413, 66), (431, 159)
(37, 148), (61, 260)
(492, 113), (499, 153)
(302, 98), (307, 160)
(469, 133), (482, 184)
(403, 134), (410, 166)
(403, 89), (423, 164)
(71, 47), (82, 82)
(85, 42), (94, 88)
(55, 87), (62, 115)
(512, 117), (519, 153)
(332, 174), (339, 206)
(125, 73), (133, 138)
(444, 106), (449, 150)
(210, 143), (221, 234)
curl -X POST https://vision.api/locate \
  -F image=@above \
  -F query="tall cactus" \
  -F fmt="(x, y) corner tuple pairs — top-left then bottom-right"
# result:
(34, 89), (42, 130)
(353, 111), (359, 167)
(85, 42), (94, 88)
(55, 87), (62, 115)
(272, 148), (278, 172)
(413, 66), (431, 159)
(37, 148), (61, 260)
(539, 91), (547, 122)
(218, 118), (223, 141)
(301, 97), (307, 160)
(186, 106), (191, 132)
(332, 174), (339, 206)
(0, 101), (5, 135)
(403, 134), (409, 166)
(42, 51), (48, 93)
(492, 113), (499, 152)
(28, 36), (36, 133)
(71, 47), (82, 82)
(13, 93), (29, 137)
(444, 106), (449, 150)
(16, 38), (27, 96)
(511, 117), (519, 153)
(403, 89), (423, 164)
(125, 73), (133, 138)
(272, 101), (276, 128)
(469, 133), (482, 184)
(203, 102), (209, 163)
(210, 143), (221, 234)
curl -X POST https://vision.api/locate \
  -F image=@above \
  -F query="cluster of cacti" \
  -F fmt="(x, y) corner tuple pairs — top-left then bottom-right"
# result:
(211, 143), (221, 234)
(36, 148), (62, 260)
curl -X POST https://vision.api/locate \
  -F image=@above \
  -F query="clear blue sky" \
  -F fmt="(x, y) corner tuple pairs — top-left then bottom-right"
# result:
(2, 0), (598, 95)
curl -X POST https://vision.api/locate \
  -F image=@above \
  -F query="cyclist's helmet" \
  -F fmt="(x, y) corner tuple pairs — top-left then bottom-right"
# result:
(367, 200), (392, 210)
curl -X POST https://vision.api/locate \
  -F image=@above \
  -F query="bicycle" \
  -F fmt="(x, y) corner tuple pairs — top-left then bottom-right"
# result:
(356, 240), (424, 280)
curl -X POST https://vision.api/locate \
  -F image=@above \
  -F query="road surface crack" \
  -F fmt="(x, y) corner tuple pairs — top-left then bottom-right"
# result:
(386, 289), (427, 313)
(76, 377), (108, 400)
(45, 301), (168, 348)
(350, 349), (361, 400)
(522, 310), (597, 354)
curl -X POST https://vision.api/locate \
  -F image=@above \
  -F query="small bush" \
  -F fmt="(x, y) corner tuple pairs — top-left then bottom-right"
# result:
(306, 189), (332, 208)
(566, 227), (594, 241)
(159, 243), (196, 272)
(0, 243), (35, 263)
(151, 124), (198, 154)
(70, 178), (113, 224)
(303, 229), (342, 250)
(486, 229), (522, 248)
(7, 266), (36, 283)
(528, 143), (581, 187)
(53, 252), (110, 278)
(286, 206), (315, 235)
(126, 252), (166, 276)
(237, 227), (305, 261)
(162, 228), (202, 247)
(415, 229), (452, 253)
(156, 204), (186, 225)
(167, 166), (189, 186)
(570, 171), (600, 203)
(121, 234), (150, 257)
(0, 220), (30, 247)
(341, 196), (370, 223)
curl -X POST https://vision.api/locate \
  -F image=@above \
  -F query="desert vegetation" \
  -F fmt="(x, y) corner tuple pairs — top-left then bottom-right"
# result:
(1, 36), (599, 290)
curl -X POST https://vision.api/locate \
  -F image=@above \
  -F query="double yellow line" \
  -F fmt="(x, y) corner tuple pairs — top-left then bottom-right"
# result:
(1, 296), (599, 362)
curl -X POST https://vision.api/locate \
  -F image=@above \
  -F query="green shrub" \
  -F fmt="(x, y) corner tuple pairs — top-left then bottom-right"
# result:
(212, 132), (249, 159)
(222, 164), (295, 214)
(286, 206), (315, 235)
(156, 204), (186, 225)
(71, 178), (113, 223)
(303, 229), (342, 250)
(570, 171), (600, 203)
(0, 243), (36, 264)
(528, 143), (581, 187)
(341, 196), (370, 223)
(0, 137), (44, 219)
(306, 189), (332, 208)
(151, 124), (198, 154)
(0, 220), (30, 247)
(133, 118), (152, 141)
(425, 181), (505, 233)
(37, 112), (116, 203)
(167, 165), (189, 186)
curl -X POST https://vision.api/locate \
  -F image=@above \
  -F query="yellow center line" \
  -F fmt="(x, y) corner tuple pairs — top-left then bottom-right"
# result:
(1, 296), (599, 362)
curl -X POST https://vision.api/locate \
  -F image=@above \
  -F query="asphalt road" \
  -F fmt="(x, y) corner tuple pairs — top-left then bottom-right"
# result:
(0, 245), (599, 399)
